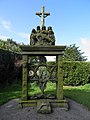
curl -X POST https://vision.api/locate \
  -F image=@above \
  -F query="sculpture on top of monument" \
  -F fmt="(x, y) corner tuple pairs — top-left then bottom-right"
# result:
(30, 6), (55, 46)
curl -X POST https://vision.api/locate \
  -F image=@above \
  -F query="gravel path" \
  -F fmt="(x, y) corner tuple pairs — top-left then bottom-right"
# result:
(0, 98), (90, 120)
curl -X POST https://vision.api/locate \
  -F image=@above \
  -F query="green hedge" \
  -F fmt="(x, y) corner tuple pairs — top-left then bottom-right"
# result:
(0, 49), (21, 88)
(47, 61), (90, 86)
(63, 61), (90, 86)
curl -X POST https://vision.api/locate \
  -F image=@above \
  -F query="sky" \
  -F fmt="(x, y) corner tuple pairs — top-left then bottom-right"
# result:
(0, 0), (90, 61)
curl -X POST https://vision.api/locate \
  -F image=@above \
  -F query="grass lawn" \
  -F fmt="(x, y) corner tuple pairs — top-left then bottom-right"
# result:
(64, 84), (90, 110)
(0, 84), (21, 105)
(0, 82), (90, 110)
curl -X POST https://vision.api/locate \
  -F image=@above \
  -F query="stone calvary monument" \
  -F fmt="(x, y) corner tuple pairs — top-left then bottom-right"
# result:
(20, 6), (68, 113)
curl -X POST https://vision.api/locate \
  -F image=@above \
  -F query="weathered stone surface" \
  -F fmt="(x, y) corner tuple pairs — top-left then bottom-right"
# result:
(36, 6), (50, 27)
(37, 99), (51, 114)
(20, 6), (68, 112)
(20, 46), (66, 55)
(22, 55), (28, 100)
(30, 26), (55, 46)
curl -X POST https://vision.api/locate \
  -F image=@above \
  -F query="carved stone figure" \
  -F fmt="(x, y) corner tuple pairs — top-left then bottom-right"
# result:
(36, 26), (41, 36)
(30, 26), (55, 46)
(47, 26), (55, 45)
(30, 29), (37, 45)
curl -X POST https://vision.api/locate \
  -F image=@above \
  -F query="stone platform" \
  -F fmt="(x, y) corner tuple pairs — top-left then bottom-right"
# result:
(19, 99), (68, 111)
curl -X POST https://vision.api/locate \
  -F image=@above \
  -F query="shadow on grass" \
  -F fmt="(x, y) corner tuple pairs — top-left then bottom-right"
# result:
(0, 84), (22, 106)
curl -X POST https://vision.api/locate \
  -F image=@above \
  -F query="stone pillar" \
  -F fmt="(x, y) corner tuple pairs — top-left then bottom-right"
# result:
(22, 55), (28, 100)
(57, 55), (63, 100)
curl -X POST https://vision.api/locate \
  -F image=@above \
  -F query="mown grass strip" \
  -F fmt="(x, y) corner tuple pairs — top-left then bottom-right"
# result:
(0, 83), (90, 110)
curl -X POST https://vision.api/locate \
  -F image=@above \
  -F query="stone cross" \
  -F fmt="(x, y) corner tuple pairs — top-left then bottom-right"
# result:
(36, 6), (50, 27)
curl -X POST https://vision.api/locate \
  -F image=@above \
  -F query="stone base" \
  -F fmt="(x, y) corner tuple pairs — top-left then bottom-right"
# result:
(19, 99), (68, 111)
(37, 99), (51, 114)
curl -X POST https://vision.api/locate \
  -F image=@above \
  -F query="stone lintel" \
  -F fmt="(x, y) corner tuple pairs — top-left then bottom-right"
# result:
(20, 45), (66, 55)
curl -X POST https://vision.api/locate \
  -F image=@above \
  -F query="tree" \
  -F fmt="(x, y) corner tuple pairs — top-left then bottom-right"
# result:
(0, 39), (22, 88)
(63, 44), (87, 61)
(0, 38), (22, 53)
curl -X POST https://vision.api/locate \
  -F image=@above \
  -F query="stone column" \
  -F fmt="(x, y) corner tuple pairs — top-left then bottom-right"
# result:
(22, 55), (28, 100)
(56, 55), (63, 100)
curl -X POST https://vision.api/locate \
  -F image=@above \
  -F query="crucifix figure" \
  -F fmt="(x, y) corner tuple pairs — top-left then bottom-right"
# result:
(36, 6), (50, 27)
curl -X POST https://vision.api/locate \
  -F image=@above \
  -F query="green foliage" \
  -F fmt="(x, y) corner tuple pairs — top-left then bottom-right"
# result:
(0, 38), (22, 88)
(47, 61), (90, 86)
(63, 61), (90, 86)
(0, 48), (22, 88)
(63, 44), (87, 61)
(0, 49), (14, 87)
(0, 38), (21, 53)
